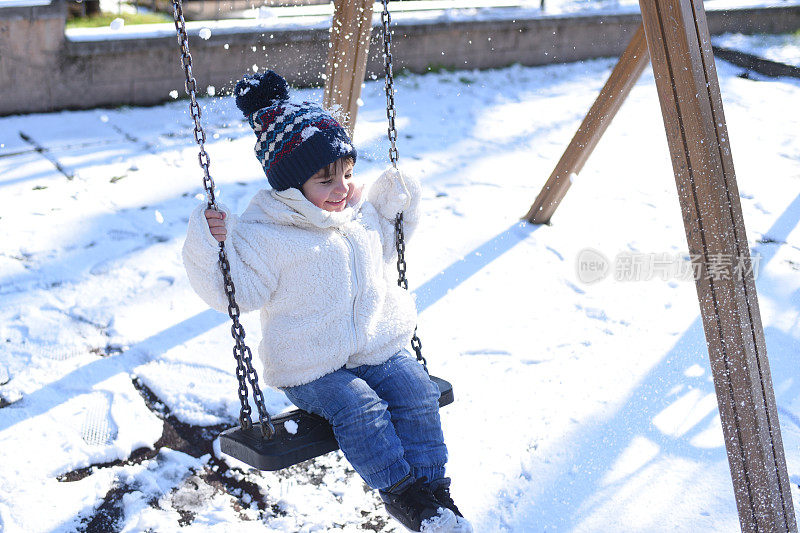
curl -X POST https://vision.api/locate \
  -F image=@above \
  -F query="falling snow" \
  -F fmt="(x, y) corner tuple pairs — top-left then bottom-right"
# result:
(0, 30), (799, 533)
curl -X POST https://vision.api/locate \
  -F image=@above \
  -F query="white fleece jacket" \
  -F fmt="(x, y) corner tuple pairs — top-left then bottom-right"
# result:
(182, 167), (422, 388)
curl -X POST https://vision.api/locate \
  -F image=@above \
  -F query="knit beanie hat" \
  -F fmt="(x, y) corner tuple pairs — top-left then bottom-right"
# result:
(234, 70), (358, 191)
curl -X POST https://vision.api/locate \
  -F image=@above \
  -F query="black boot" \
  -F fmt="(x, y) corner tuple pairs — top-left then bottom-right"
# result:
(429, 478), (473, 533)
(381, 476), (456, 532)
(429, 478), (462, 517)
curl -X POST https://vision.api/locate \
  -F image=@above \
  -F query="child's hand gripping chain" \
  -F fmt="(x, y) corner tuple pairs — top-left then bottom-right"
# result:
(369, 167), (417, 218)
(204, 209), (227, 242)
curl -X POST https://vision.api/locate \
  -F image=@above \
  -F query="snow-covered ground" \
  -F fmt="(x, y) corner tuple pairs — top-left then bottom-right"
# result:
(713, 32), (800, 67)
(1, 32), (799, 532)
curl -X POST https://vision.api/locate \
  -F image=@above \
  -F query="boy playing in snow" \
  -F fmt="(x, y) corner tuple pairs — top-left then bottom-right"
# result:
(182, 70), (471, 533)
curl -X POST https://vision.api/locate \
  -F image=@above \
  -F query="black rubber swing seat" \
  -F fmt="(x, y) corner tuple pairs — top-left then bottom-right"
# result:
(219, 375), (453, 471)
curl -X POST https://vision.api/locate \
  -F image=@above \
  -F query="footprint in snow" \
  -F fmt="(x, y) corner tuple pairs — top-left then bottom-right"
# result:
(564, 280), (585, 295)
(546, 246), (564, 261)
(521, 358), (545, 365)
(583, 307), (608, 321)
(107, 229), (138, 241)
(460, 349), (511, 357)
(80, 392), (118, 446)
(36, 344), (87, 361)
(753, 202), (771, 215)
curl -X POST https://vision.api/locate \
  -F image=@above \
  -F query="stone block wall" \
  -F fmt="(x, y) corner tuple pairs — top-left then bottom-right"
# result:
(0, 1), (68, 114)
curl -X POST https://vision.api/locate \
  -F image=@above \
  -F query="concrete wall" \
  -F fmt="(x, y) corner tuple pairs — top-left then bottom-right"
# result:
(2, 2), (800, 115)
(0, 1), (68, 115)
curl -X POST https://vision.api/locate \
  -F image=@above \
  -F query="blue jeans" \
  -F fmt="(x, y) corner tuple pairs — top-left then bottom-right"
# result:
(281, 350), (447, 491)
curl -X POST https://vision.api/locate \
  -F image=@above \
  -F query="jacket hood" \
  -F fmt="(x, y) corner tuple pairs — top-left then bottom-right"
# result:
(239, 187), (363, 229)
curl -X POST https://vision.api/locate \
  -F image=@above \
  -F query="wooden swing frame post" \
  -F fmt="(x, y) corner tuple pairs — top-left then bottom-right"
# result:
(525, 0), (797, 529)
(324, 0), (374, 137)
(640, 0), (796, 529)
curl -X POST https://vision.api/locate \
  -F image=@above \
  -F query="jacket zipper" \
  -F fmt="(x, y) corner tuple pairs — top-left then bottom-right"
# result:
(336, 228), (360, 354)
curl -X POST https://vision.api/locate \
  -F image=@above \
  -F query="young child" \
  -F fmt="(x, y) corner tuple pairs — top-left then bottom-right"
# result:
(182, 71), (472, 533)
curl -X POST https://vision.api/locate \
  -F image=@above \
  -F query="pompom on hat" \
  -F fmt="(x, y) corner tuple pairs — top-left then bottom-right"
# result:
(234, 71), (357, 191)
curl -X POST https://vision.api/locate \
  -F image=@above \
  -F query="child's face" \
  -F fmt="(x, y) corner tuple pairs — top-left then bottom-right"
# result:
(301, 159), (356, 212)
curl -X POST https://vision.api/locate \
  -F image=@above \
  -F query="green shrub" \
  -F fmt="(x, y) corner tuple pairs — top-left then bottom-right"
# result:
(66, 11), (172, 29)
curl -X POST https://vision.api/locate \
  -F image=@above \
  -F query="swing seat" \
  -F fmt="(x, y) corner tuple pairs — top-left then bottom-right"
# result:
(219, 375), (454, 471)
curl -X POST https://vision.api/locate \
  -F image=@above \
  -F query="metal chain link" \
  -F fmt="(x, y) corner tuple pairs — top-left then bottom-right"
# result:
(381, 0), (399, 168)
(395, 213), (428, 373)
(395, 214), (408, 291)
(171, 0), (274, 439)
(382, 0), (428, 374)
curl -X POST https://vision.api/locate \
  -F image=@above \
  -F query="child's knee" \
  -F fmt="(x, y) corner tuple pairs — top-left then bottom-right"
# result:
(393, 357), (441, 405)
(328, 377), (388, 422)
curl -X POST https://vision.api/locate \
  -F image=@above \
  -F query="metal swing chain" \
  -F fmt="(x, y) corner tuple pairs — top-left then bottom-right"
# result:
(381, 0), (399, 170)
(395, 216), (428, 372)
(171, 0), (275, 439)
(381, 0), (428, 374)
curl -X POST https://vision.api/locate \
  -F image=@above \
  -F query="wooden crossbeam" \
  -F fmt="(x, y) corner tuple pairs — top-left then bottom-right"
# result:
(323, 0), (374, 137)
(523, 24), (649, 224)
(638, 0), (797, 530)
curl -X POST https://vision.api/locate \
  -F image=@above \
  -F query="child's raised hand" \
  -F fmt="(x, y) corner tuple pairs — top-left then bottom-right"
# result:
(204, 209), (227, 242)
(369, 167), (415, 216)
